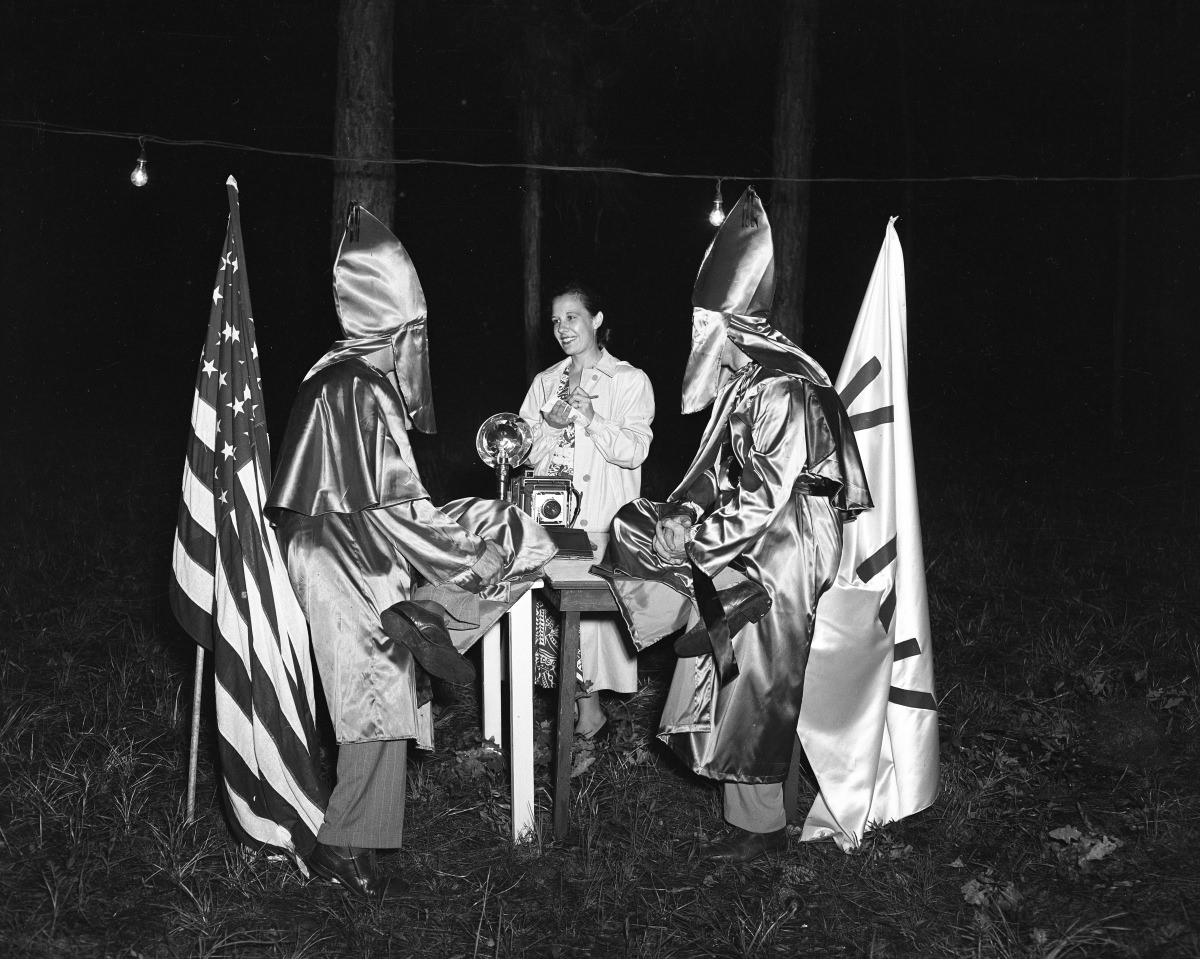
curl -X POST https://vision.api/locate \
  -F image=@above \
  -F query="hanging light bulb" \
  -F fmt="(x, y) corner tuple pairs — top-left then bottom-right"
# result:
(708, 179), (725, 227)
(130, 138), (149, 187)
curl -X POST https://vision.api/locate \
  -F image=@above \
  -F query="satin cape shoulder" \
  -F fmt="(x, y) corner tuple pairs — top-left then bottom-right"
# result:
(266, 358), (427, 519)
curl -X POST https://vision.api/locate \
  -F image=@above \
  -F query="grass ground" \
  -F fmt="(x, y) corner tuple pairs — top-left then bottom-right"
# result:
(2, 436), (1198, 957)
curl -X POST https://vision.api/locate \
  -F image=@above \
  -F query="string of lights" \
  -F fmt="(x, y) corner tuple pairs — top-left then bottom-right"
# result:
(4, 117), (1199, 196)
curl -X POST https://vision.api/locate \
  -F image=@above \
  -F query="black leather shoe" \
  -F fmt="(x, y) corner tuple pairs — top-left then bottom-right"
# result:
(306, 843), (409, 902)
(699, 826), (788, 863)
(674, 581), (772, 658)
(382, 601), (476, 685)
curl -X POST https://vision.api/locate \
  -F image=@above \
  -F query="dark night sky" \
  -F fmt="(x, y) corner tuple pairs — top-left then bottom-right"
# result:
(2, 0), (1198, 508)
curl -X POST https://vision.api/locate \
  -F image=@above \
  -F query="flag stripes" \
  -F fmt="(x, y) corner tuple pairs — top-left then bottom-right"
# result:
(839, 356), (882, 408)
(849, 406), (895, 431)
(799, 216), (939, 850)
(889, 687), (938, 710)
(893, 637), (922, 660)
(855, 536), (897, 583)
(169, 177), (326, 854)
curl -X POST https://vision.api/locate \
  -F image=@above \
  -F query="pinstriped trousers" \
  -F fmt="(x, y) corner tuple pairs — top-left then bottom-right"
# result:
(317, 739), (408, 848)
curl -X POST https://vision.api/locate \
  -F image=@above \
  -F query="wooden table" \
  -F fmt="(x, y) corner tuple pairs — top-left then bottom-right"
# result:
(538, 532), (619, 840)
(479, 533), (617, 843)
(479, 585), (538, 843)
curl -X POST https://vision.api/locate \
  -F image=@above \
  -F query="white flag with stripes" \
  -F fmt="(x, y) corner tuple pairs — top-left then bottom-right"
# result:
(169, 177), (326, 852)
(798, 217), (939, 850)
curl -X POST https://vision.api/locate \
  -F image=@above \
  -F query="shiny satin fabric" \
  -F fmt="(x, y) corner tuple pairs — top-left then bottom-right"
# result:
(594, 370), (871, 781)
(683, 186), (775, 414)
(412, 497), (557, 652)
(596, 494), (842, 782)
(673, 365), (873, 522)
(266, 359), (428, 519)
(266, 358), (557, 747)
(305, 205), (436, 433)
(692, 187), (775, 317)
(276, 497), (555, 747)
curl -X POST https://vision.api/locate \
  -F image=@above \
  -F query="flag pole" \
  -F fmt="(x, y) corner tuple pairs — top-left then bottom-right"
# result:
(186, 646), (204, 821)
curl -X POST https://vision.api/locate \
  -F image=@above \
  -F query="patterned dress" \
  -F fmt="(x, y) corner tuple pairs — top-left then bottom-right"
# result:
(532, 370), (586, 690)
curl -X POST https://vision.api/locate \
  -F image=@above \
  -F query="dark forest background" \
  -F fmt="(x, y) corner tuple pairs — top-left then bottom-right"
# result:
(2, 0), (1198, 507)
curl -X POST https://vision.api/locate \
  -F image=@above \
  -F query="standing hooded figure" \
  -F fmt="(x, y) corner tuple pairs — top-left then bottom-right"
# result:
(266, 205), (556, 900)
(594, 188), (871, 862)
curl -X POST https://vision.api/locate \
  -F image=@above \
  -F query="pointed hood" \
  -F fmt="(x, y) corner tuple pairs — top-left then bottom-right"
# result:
(682, 187), (830, 414)
(304, 204), (436, 433)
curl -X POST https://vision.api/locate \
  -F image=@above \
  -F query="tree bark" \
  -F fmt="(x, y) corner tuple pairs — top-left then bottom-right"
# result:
(770, 0), (818, 345)
(518, 76), (545, 383)
(332, 0), (396, 252)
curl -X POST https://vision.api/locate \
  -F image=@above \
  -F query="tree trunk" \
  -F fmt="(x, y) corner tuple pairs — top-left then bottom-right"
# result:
(1111, 0), (1134, 452)
(519, 98), (544, 382)
(332, 0), (396, 251)
(770, 0), (818, 345)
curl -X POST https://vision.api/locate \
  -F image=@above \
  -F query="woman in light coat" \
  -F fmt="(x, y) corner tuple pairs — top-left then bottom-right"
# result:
(518, 282), (655, 737)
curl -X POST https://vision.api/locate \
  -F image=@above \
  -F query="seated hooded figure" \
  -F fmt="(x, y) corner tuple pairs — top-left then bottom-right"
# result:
(594, 188), (872, 864)
(266, 205), (556, 902)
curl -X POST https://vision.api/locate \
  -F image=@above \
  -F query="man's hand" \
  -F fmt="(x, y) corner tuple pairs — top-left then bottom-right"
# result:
(653, 513), (692, 563)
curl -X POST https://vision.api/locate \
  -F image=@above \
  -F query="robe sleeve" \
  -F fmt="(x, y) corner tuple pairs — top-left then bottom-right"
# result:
(687, 377), (811, 576)
(583, 367), (654, 469)
(369, 498), (488, 587)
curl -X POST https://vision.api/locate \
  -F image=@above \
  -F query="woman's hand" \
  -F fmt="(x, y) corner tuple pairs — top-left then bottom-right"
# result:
(568, 386), (596, 423)
(543, 398), (572, 430)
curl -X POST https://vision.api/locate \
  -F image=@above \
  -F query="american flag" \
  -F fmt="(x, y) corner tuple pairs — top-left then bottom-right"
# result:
(170, 177), (326, 852)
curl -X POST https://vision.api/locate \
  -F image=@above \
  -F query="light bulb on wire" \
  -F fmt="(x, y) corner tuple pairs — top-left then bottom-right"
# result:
(708, 179), (725, 226)
(130, 138), (148, 187)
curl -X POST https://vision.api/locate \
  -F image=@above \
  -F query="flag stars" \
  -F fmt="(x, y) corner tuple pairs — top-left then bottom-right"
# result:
(222, 442), (235, 461)
(213, 286), (224, 306)
(201, 358), (218, 376)
(231, 397), (245, 416)
(221, 323), (241, 343)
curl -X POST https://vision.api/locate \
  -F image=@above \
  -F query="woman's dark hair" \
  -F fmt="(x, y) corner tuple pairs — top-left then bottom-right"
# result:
(551, 280), (609, 348)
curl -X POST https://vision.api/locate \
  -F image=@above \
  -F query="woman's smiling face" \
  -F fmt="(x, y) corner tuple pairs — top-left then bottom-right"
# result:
(551, 293), (602, 358)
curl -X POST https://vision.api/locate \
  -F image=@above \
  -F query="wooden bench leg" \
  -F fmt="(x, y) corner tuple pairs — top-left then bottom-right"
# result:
(481, 620), (502, 749)
(553, 611), (580, 840)
(507, 590), (535, 842)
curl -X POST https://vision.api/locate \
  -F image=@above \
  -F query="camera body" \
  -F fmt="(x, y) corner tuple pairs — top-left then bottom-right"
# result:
(508, 474), (581, 528)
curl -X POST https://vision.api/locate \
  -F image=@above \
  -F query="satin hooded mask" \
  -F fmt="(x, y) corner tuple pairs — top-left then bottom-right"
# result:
(304, 204), (436, 433)
(682, 187), (831, 415)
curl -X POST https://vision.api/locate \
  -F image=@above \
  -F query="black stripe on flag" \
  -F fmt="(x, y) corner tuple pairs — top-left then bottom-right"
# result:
(893, 637), (922, 660)
(850, 406), (895, 431)
(839, 356), (882, 409)
(856, 536), (897, 583)
(889, 686), (938, 711)
(879, 585), (897, 633)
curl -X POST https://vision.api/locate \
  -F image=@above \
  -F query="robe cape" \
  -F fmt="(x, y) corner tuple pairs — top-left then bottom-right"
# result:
(266, 358), (556, 744)
(595, 329), (871, 782)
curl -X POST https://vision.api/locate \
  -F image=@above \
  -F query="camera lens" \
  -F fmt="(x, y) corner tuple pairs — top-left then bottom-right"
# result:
(540, 499), (562, 519)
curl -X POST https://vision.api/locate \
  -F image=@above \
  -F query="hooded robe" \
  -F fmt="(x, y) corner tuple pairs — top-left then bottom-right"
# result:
(595, 189), (871, 781)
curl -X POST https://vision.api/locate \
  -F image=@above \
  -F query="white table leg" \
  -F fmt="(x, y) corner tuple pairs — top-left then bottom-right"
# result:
(481, 618), (502, 750)
(507, 586), (536, 842)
